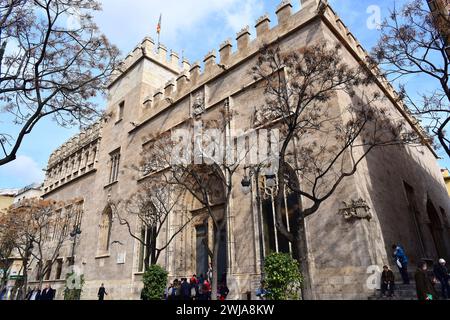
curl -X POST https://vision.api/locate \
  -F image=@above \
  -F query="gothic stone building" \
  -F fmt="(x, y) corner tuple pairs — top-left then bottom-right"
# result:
(33, 0), (450, 300)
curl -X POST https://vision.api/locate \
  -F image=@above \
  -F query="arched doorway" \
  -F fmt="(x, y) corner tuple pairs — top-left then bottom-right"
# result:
(195, 222), (209, 277)
(183, 164), (228, 283)
(426, 199), (447, 259)
(190, 206), (227, 282)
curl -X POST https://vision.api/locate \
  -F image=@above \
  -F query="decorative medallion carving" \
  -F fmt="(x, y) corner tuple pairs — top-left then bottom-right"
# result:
(252, 105), (281, 127)
(339, 198), (372, 221)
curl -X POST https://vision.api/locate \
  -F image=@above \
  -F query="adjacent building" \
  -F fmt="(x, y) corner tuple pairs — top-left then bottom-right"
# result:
(428, 0), (450, 57)
(0, 184), (42, 300)
(0, 189), (17, 215)
(441, 169), (450, 196)
(13, 183), (43, 204)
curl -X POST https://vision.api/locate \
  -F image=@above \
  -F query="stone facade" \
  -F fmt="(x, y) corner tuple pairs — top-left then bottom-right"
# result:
(428, 0), (450, 57)
(32, 0), (450, 300)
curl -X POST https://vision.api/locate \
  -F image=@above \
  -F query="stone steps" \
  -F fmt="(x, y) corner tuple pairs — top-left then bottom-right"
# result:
(368, 282), (444, 300)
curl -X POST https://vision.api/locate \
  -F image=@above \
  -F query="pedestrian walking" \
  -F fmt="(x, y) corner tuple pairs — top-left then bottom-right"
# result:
(218, 282), (229, 301)
(207, 263), (213, 283)
(0, 287), (7, 300)
(180, 278), (191, 301)
(168, 279), (181, 300)
(392, 244), (409, 284)
(29, 287), (41, 300)
(174, 279), (181, 300)
(203, 279), (211, 300)
(25, 287), (33, 300)
(433, 258), (450, 299)
(189, 274), (199, 299)
(190, 274), (198, 286)
(166, 283), (173, 301)
(415, 261), (438, 300)
(197, 281), (206, 300)
(98, 283), (108, 301)
(256, 281), (268, 300)
(40, 284), (55, 300)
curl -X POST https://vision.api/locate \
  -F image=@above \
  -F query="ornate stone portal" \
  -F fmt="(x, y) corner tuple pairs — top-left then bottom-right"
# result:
(339, 198), (372, 221)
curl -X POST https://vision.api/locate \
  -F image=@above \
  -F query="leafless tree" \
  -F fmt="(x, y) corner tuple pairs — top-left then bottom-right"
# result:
(111, 179), (191, 270)
(0, 0), (119, 166)
(252, 41), (417, 299)
(3, 198), (79, 293)
(0, 213), (16, 291)
(135, 106), (248, 300)
(371, 0), (449, 157)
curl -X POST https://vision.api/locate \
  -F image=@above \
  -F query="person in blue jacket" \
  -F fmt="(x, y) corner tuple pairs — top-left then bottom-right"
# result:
(392, 244), (410, 284)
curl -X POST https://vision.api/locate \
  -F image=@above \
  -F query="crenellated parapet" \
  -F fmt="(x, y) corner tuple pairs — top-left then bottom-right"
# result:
(43, 121), (103, 195)
(255, 14), (271, 37)
(134, 0), (433, 151)
(318, 3), (433, 145)
(135, 1), (326, 115)
(108, 37), (184, 88)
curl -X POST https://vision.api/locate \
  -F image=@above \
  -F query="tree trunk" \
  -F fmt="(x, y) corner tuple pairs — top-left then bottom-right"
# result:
(211, 233), (221, 301)
(37, 266), (44, 291)
(438, 117), (450, 159)
(0, 261), (10, 292)
(22, 259), (28, 300)
(293, 218), (313, 300)
(38, 278), (44, 291)
(0, 273), (6, 292)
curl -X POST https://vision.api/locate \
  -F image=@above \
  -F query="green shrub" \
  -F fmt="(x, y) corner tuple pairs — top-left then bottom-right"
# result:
(63, 271), (85, 300)
(264, 252), (302, 300)
(141, 264), (168, 300)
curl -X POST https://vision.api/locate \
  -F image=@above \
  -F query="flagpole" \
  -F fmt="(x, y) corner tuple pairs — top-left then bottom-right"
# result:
(157, 13), (162, 47)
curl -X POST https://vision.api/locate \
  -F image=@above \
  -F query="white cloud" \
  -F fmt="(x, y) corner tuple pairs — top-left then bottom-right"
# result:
(223, 0), (265, 32)
(95, 0), (266, 53)
(0, 155), (44, 188)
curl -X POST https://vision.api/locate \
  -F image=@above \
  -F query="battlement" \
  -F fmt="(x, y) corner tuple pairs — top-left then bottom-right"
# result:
(108, 37), (184, 87)
(140, 0), (322, 112)
(43, 120), (103, 195)
(134, 0), (431, 149)
(48, 121), (102, 168)
(319, 3), (433, 144)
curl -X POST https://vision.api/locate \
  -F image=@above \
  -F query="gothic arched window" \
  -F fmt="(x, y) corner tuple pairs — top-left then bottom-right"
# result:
(260, 164), (300, 257)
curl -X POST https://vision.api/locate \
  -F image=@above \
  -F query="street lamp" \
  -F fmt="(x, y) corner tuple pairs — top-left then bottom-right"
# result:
(241, 165), (266, 281)
(70, 226), (82, 238)
(241, 175), (252, 195)
(264, 173), (276, 188)
(70, 225), (82, 266)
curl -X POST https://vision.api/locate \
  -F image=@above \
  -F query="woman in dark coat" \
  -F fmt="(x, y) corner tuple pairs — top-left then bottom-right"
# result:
(415, 261), (438, 300)
(98, 283), (107, 301)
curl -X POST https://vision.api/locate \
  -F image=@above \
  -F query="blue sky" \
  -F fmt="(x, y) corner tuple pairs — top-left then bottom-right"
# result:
(0, 0), (447, 189)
